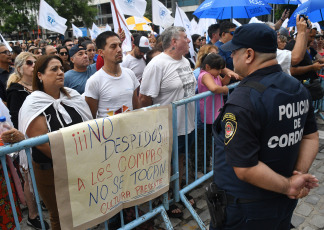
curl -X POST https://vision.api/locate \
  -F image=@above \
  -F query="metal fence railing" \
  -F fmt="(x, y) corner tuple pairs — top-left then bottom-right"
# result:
(1, 69), (324, 229)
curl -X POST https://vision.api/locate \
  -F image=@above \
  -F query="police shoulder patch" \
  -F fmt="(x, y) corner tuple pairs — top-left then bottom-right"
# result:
(223, 113), (237, 145)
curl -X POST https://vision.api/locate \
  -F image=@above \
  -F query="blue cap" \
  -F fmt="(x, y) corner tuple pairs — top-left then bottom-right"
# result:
(221, 23), (277, 53)
(69, 45), (86, 57)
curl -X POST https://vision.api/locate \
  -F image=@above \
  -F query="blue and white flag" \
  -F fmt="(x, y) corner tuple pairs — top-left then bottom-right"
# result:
(38, 0), (67, 35)
(72, 24), (83, 38)
(118, 0), (147, 17)
(152, 0), (174, 29)
(105, 24), (112, 31)
(91, 23), (102, 39)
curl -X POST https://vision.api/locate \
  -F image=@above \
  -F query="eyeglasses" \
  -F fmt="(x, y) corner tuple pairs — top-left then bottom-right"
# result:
(227, 31), (235, 36)
(60, 52), (68, 56)
(66, 44), (73, 47)
(0, 50), (12, 55)
(26, 60), (36, 66)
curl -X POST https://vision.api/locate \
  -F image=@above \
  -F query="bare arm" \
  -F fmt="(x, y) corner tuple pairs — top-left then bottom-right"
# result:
(201, 73), (228, 94)
(221, 68), (241, 81)
(85, 96), (98, 119)
(26, 116), (52, 159)
(132, 87), (139, 110)
(233, 161), (318, 199)
(139, 94), (153, 108)
(274, 9), (290, 30)
(291, 63), (324, 76)
(294, 132), (319, 173)
(291, 15), (308, 66)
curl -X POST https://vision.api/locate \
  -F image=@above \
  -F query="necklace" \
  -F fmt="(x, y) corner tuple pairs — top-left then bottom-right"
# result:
(20, 80), (32, 86)
(103, 67), (119, 77)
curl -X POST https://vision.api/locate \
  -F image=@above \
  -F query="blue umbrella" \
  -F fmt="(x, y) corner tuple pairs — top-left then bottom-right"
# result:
(288, 0), (324, 27)
(263, 0), (301, 4)
(193, 0), (272, 19)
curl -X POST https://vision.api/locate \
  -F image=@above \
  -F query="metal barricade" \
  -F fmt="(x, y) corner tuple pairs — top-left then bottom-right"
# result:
(0, 134), (173, 229)
(171, 83), (239, 230)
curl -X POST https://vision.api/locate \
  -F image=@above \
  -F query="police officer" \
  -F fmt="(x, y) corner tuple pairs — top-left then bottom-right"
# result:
(208, 23), (319, 230)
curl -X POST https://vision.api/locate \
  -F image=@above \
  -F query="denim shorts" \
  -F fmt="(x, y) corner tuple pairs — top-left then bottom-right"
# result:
(177, 131), (195, 155)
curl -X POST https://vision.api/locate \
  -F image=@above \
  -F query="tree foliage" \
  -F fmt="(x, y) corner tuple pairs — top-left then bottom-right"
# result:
(0, 0), (97, 36)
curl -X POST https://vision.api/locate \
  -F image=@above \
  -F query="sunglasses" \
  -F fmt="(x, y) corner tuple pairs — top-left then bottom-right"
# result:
(227, 31), (235, 36)
(0, 50), (12, 55)
(26, 60), (36, 66)
(60, 52), (68, 56)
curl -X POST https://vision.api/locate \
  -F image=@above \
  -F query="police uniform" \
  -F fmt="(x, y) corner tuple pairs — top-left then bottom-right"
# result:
(211, 64), (317, 230)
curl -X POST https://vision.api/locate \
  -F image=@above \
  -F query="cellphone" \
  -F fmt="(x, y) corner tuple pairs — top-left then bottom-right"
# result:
(299, 14), (310, 28)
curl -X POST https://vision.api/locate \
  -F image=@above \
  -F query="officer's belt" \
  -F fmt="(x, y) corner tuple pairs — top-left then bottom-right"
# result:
(225, 193), (260, 204)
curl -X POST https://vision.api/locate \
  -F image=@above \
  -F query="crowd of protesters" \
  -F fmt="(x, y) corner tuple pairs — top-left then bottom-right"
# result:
(0, 10), (324, 230)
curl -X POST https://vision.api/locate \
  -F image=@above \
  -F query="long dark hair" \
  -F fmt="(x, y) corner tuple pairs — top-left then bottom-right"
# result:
(33, 55), (70, 97)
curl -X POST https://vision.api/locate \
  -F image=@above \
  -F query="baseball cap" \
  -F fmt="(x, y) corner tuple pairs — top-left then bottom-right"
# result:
(69, 44), (86, 57)
(221, 23), (277, 53)
(134, 36), (151, 53)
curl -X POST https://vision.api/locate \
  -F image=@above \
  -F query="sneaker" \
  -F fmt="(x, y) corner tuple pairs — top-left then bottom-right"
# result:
(27, 216), (50, 230)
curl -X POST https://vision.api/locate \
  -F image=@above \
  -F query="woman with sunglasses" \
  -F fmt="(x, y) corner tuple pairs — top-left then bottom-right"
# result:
(6, 52), (50, 229)
(192, 34), (202, 53)
(57, 46), (71, 72)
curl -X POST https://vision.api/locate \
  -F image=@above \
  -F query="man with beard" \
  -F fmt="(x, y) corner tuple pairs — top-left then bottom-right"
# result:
(64, 45), (97, 94)
(121, 35), (151, 82)
(84, 31), (139, 118)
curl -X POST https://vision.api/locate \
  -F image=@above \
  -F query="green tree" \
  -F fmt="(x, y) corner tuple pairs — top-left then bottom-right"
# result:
(0, 0), (97, 38)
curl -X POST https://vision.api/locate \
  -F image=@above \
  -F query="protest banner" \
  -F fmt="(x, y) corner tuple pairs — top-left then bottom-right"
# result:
(48, 105), (173, 229)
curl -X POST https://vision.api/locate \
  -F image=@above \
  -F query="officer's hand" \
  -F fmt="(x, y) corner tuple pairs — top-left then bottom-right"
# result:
(312, 62), (324, 71)
(296, 15), (307, 34)
(286, 174), (318, 199)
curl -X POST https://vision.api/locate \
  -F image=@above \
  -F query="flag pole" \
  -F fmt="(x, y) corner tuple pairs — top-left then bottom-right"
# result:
(111, 0), (121, 30)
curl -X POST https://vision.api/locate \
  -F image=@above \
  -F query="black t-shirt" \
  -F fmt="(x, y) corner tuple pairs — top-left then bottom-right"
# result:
(32, 103), (83, 164)
(0, 66), (14, 101)
(285, 40), (318, 81)
(7, 83), (30, 129)
(213, 65), (317, 200)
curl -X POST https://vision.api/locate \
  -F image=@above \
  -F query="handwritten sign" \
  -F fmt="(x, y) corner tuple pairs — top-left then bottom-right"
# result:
(48, 105), (172, 229)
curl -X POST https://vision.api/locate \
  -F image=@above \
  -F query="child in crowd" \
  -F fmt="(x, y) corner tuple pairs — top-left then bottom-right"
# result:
(198, 53), (231, 168)
(198, 53), (230, 124)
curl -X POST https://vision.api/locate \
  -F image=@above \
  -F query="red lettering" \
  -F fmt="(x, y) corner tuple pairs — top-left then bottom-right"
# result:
(100, 203), (108, 214)
(91, 172), (97, 185)
(118, 156), (126, 172)
(78, 178), (85, 191)
(97, 168), (105, 182)
(128, 155), (136, 169)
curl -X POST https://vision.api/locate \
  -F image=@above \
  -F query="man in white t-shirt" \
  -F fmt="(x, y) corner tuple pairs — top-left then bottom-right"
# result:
(121, 35), (150, 82)
(84, 31), (139, 118)
(139, 26), (196, 216)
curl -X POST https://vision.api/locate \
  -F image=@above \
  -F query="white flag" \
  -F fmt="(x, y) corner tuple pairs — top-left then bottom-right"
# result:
(152, 0), (174, 29)
(249, 17), (264, 24)
(105, 24), (112, 31)
(111, 0), (132, 52)
(89, 28), (95, 39)
(117, 0), (147, 17)
(38, 0), (67, 35)
(0, 34), (13, 52)
(174, 3), (195, 63)
(232, 19), (242, 27)
(190, 18), (198, 35)
(72, 24), (83, 38)
(159, 26), (164, 34)
(92, 23), (102, 40)
(197, 18), (217, 40)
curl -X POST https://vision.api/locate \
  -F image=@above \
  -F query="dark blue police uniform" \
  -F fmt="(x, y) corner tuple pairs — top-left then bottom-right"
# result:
(211, 64), (318, 230)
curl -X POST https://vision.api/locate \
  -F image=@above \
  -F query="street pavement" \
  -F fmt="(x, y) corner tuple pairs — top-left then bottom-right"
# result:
(19, 116), (324, 230)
